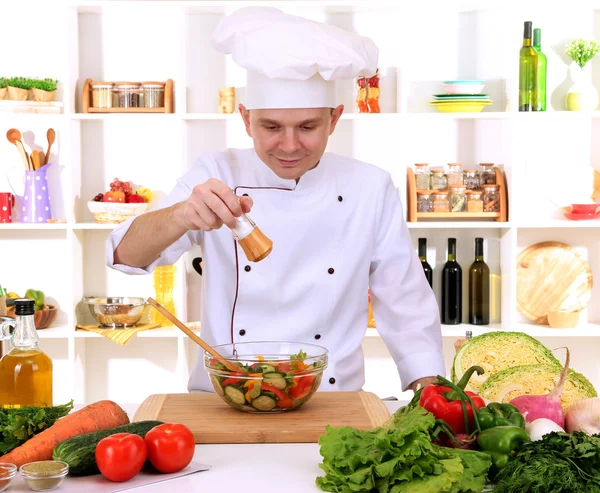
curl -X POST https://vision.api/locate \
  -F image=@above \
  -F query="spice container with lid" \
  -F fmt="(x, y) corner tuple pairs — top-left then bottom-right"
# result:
(417, 191), (434, 212)
(115, 82), (141, 108)
(447, 163), (463, 187)
(414, 163), (430, 190)
(20, 460), (68, 491)
(430, 168), (448, 190)
(450, 186), (467, 212)
(466, 190), (484, 212)
(0, 463), (16, 492)
(483, 185), (500, 212)
(479, 163), (496, 185)
(91, 82), (113, 108)
(142, 82), (165, 108)
(463, 169), (480, 190)
(433, 191), (450, 212)
(218, 87), (236, 114)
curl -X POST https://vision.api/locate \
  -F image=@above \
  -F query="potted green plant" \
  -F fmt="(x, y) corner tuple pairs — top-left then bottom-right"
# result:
(31, 78), (58, 102)
(565, 39), (600, 111)
(0, 78), (7, 100)
(7, 77), (32, 101)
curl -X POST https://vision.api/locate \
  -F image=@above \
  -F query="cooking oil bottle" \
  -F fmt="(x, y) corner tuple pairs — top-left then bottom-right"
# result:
(0, 299), (53, 407)
(152, 265), (177, 326)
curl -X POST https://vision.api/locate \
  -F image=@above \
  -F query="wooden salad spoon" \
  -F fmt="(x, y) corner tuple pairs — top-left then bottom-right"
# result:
(6, 128), (31, 170)
(44, 128), (56, 165)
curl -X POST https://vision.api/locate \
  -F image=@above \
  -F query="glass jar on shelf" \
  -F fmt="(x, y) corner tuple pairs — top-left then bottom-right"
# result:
(430, 168), (448, 190)
(417, 191), (434, 212)
(447, 163), (463, 187)
(432, 191), (450, 212)
(479, 163), (496, 185)
(483, 185), (500, 212)
(142, 82), (166, 108)
(466, 190), (484, 212)
(414, 163), (430, 190)
(115, 82), (141, 108)
(91, 82), (114, 108)
(463, 169), (480, 190)
(450, 186), (467, 212)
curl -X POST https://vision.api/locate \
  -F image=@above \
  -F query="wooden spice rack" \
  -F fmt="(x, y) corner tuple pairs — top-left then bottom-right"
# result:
(81, 79), (174, 113)
(406, 166), (508, 222)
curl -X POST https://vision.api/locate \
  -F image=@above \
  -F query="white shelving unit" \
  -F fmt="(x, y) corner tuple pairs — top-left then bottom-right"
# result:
(1, 1), (600, 405)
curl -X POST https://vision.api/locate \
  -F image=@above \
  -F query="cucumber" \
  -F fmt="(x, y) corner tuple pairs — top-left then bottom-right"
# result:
(53, 420), (163, 476)
(211, 375), (224, 396)
(224, 386), (246, 405)
(252, 395), (276, 411)
(263, 373), (287, 390)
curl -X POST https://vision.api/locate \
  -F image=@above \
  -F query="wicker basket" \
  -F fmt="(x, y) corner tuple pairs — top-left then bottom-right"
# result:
(88, 201), (149, 224)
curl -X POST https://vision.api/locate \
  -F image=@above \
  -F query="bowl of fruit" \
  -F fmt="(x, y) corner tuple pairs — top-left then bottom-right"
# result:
(88, 178), (153, 224)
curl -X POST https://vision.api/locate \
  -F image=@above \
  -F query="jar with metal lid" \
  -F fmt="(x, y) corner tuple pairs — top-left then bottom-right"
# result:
(91, 82), (114, 108)
(450, 186), (467, 212)
(115, 82), (141, 108)
(433, 191), (450, 212)
(417, 191), (434, 212)
(447, 163), (463, 187)
(463, 169), (480, 190)
(466, 190), (484, 212)
(430, 168), (448, 190)
(414, 163), (430, 190)
(142, 82), (165, 108)
(483, 185), (500, 212)
(479, 163), (496, 185)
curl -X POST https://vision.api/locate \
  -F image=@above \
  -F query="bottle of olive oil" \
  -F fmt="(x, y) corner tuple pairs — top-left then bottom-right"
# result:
(418, 238), (433, 288)
(441, 238), (462, 325)
(519, 21), (538, 111)
(0, 299), (53, 407)
(468, 238), (490, 325)
(533, 28), (547, 111)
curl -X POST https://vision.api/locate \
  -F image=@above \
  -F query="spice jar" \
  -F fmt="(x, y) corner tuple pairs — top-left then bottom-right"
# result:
(463, 169), (480, 190)
(91, 82), (113, 108)
(430, 168), (448, 190)
(142, 82), (165, 108)
(479, 163), (496, 185)
(218, 87), (236, 114)
(447, 163), (463, 187)
(466, 190), (484, 212)
(432, 191), (450, 212)
(450, 186), (467, 212)
(417, 191), (434, 212)
(115, 82), (141, 108)
(414, 164), (430, 190)
(483, 184), (500, 212)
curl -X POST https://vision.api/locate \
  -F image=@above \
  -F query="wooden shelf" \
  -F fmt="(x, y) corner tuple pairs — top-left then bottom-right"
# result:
(416, 212), (500, 219)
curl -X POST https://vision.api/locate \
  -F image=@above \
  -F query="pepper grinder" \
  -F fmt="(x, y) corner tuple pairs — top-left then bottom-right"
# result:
(230, 212), (273, 262)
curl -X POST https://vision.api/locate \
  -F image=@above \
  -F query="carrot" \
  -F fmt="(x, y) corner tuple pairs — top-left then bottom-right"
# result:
(0, 400), (129, 468)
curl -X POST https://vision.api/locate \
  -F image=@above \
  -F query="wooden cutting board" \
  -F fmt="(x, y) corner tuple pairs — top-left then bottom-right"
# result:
(517, 241), (593, 324)
(133, 392), (390, 444)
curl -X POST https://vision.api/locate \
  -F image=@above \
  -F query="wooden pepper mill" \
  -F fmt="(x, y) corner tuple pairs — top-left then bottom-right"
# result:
(230, 212), (273, 262)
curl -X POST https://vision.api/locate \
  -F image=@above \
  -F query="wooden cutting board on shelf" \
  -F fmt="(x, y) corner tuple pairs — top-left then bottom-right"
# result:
(517, 241), (593, 324)
(133, 392), (390, 444)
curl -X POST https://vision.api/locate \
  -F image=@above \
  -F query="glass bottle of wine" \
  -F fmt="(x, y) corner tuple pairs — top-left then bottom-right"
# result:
(533, 28), (547, 111)
(468, 237), (490, 325)
(441, 238), (462, 325)
(519, 21), (538, 111)
(418, 238), (433, 288)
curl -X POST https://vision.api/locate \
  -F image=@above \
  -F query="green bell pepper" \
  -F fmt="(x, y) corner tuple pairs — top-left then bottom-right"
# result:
(478, 402), (526, 430)
(477, 425), (530, 478)
(24, 289), (45, 311)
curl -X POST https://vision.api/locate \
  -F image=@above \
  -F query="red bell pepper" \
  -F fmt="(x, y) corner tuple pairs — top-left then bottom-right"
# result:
(419, 366), (486, 434)
(290, 375), (315, 400)
(262, 384), (288, 401)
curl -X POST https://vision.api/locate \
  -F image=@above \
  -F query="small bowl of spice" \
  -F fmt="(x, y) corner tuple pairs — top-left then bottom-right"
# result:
(0, 463), (17, 492)
(20, 460), (68, 491)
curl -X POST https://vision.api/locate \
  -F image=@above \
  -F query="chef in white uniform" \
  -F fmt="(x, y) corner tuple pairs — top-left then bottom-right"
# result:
(106, 7), (444, 394)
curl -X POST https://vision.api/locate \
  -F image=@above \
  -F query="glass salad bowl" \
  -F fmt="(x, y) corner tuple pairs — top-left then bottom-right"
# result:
(204, 341), (328, 413)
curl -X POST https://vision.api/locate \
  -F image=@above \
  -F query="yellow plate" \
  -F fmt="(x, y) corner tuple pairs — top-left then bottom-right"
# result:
(429, 100), (493, 113)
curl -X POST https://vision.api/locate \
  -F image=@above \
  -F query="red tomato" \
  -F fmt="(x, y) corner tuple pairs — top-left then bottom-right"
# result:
(290, 375), (315, 400)
(95, 433), (147, 482)
(144, 424), (195, 473)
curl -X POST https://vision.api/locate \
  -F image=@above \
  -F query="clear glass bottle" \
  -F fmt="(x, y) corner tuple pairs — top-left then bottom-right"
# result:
(0, 299), (53, 407)
(483, 185), (500, 212)
(430, 168), (448, 190)
(463, 169), (480, 190)
(450, 186), (467, 212)
(417, 191), (434, 212)
(447, 163), (463, 187)
(466, 190), (484, 212)
(152, 265), (177, 326)
(479, 163), (496, 185)
(414, 163), (430, 190)
(433, 191), (450, 212)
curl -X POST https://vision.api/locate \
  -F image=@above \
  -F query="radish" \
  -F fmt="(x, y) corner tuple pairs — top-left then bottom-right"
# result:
(509, 347), (570, 428)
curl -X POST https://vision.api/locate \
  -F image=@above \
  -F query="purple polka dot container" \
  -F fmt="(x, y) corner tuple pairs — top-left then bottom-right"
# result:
(12, 166), (53, 224)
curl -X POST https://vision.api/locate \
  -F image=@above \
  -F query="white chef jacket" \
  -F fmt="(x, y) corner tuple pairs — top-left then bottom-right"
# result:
(106, 148), (445, 393)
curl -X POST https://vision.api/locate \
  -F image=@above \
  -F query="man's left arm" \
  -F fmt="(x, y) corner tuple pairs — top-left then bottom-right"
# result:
(369, 173), (446, 392)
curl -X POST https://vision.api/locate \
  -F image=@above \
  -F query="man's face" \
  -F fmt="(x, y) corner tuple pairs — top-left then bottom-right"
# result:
(240, 105), (344, 181)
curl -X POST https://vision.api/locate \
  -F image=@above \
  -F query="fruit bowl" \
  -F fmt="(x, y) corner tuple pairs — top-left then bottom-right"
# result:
(205, 341), (328, 413)
(87, 201), (149, 224)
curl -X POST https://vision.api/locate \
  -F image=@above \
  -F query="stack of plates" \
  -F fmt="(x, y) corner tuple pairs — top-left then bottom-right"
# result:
(430, 80), (493, 113)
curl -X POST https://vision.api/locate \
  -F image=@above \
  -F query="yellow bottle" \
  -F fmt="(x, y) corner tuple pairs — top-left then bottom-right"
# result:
(367, 290), (376, 329)
(152, 265), (177, 326)
(0, 299), (52, 408)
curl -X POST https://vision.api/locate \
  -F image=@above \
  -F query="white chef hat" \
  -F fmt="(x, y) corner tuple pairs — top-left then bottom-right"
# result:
(212, 7), (379, 110)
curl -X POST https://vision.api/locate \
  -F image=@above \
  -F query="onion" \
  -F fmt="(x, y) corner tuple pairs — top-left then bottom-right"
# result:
(526, 418), (565, 441)
(509, 347), (570, 428)
(565, 397), (600, 435)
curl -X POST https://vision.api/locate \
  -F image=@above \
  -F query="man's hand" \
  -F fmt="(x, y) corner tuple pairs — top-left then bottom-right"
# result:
(175, 178), (253, 232)
(408, 376), (438, 392)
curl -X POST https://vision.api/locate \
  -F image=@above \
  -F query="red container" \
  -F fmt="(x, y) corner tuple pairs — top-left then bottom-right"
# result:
(571, 203), (600, 215)
(0, 192), (15, 223)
